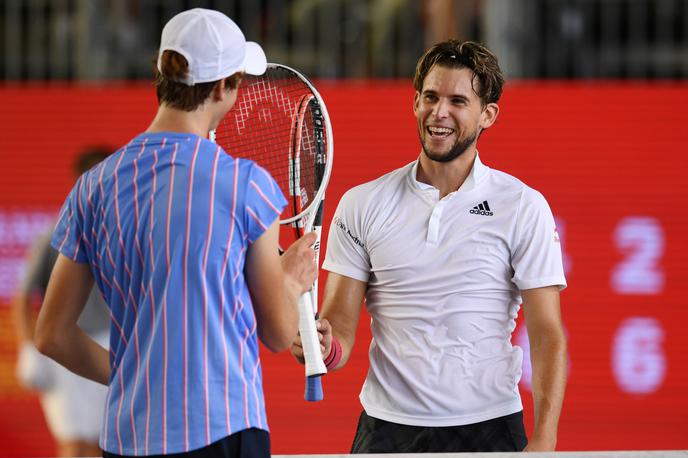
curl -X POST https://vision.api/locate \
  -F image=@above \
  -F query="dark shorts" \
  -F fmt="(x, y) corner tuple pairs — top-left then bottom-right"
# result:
(103, 428), (270, 458)
(351, 410), (528, 453)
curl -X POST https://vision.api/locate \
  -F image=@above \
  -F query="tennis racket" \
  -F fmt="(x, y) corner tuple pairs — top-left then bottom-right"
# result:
(211, 63), (333, 402)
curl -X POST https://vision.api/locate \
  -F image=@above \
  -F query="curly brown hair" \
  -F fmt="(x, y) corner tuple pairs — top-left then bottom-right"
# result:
(154, 50), (244, 111)
(413, 40), (504, 106)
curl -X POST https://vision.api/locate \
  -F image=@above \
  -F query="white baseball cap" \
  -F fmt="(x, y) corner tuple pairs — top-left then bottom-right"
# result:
(157, 8), (267, 86)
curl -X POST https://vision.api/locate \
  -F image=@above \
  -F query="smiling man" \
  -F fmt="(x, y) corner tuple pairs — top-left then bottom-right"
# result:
(291, 40), (568, 453)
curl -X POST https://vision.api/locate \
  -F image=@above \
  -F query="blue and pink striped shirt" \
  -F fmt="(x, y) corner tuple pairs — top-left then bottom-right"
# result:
(52, 131), (286, 455)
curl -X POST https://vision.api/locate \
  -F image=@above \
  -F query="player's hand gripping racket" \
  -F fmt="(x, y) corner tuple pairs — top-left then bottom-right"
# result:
(211, 63), (333, 401)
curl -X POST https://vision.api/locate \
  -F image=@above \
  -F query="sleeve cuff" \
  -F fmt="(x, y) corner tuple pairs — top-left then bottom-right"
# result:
(321, 260), (370, 283)
(515, 276), (567, 292)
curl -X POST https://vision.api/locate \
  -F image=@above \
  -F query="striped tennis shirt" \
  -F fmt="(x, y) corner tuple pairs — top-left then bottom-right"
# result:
(52, 131), (286, 455)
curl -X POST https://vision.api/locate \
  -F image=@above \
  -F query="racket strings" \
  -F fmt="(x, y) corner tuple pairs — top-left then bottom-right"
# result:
(215, 68), (326, 222)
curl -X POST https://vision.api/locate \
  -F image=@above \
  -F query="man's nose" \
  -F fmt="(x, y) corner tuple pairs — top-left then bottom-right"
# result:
(432, 99), (449, 118)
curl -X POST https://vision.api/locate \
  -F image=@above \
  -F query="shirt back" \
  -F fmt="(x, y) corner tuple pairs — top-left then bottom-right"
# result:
(52, 132), (286, 455)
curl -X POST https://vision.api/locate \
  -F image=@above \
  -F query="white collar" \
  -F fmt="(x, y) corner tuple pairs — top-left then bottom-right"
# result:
(408, 151), (490, 194)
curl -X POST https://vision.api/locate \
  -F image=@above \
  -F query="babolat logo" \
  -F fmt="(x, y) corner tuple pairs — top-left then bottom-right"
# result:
(469, 200), (493, 216)
(334, 216), (365, 249)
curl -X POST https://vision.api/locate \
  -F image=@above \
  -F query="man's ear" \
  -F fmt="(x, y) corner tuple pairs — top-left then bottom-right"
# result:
(212, 79), (227, 102)
(413, 91), (420, 116)
(480, 102), (499, 130)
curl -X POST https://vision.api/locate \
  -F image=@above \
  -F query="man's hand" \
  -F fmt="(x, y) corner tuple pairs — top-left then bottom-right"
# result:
(291, 318), (332, 365)
(281, 232), (318, 300)
(523, 434), (556, 452)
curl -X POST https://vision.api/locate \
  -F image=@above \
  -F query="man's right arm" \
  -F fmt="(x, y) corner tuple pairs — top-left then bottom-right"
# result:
(245, 221), (318, 353)
(292, 271), (367, 370)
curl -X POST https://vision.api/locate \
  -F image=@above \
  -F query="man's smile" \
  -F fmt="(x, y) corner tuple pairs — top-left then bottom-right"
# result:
(426, 126), (455, 138)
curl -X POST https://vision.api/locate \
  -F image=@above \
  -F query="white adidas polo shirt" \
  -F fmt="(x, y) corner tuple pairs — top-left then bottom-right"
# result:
(323, 154), (566, 427)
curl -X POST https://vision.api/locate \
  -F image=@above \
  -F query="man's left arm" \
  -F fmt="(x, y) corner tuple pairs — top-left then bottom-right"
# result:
(34, 254), (110, 385)
(521, 285), (567, 452)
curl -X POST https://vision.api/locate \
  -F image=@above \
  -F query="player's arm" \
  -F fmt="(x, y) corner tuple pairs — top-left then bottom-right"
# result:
(521, 285), (567, 452)
(12, 239), (47, 344)
(245, 220), (317, 353)
(34, 254), (110, 385)
(12, 267), (51, 390)
(292, 271), (366, 370)
(12, 243), (51, 390)
(12, 284), (34, 345)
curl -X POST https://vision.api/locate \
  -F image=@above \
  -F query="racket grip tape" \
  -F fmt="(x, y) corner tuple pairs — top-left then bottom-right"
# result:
(297, 295), (327, 378)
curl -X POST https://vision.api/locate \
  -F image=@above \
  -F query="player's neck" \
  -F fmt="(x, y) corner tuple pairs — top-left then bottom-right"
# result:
(416, 149), (477, 199)
(146, 104), (212, 138)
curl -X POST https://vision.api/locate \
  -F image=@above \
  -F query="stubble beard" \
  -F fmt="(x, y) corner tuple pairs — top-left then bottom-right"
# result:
(420, 128), (478, 163)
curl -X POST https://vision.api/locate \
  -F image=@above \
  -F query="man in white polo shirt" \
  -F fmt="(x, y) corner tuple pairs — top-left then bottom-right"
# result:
(292, 40), (567, 453)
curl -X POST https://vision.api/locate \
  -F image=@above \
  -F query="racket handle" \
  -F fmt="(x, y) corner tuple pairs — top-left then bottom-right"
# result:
(297, 293), (326, 374)
(305, 375), (323, 402)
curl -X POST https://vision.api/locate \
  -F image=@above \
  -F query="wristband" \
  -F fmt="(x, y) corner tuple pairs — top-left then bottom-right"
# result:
(324, 336), (342, 370)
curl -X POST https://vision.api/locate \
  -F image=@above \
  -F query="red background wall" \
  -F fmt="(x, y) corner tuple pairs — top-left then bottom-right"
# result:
(0, 82), (686, 455)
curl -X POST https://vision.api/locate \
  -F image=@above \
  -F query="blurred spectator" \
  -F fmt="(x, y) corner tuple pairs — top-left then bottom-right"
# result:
(12, 147), (111, 457)
(421, 0), (484, 46)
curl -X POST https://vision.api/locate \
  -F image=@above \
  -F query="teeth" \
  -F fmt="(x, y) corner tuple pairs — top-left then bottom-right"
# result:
(428, 126), (454, 136)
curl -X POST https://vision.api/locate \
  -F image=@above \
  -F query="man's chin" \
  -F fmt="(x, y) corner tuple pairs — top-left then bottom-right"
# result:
(424, 150), (451, 161)
(421, 133), (476, 163)
(423, 147), (467, 163)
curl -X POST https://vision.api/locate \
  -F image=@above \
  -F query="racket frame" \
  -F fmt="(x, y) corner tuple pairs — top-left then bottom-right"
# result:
(210, 63), (334, 400)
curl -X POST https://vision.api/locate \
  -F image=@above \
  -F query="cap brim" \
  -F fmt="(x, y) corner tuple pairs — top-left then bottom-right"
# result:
(243, 41), (267, 75)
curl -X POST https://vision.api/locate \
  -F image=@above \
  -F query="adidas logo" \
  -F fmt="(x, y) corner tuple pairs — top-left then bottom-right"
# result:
(469, 200), (493, 216)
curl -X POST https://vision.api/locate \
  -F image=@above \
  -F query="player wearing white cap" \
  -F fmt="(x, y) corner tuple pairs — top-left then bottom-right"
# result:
(292, 40), (567, 453)
(35, 8), (318, 458)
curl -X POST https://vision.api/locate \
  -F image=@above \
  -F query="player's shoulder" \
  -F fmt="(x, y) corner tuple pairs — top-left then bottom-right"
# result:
(486, 166), (546, 203)
(487, 166), (527, 190)
(341, 162), (412, 202)
(224, 155), (282, 197)
(216, 146), (258, 172)
(230, 155), (271, 181)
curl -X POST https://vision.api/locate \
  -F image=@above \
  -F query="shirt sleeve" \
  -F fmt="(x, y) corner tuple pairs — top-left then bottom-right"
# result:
(511, 187), (567, 291)
(322, 188), (371, 282)
(243, 162), (287, 243)
(51, 176), (89, 263)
